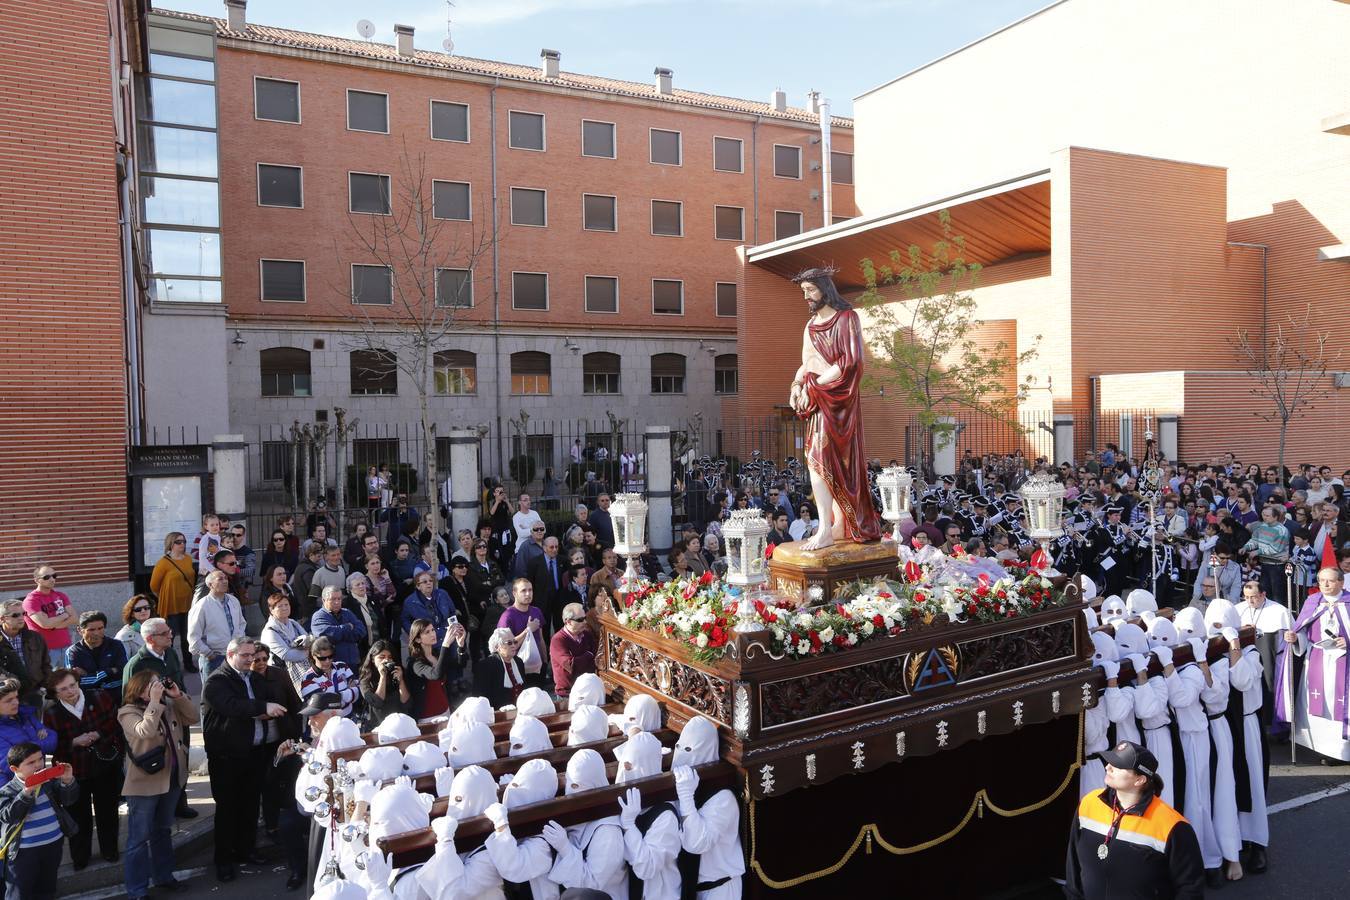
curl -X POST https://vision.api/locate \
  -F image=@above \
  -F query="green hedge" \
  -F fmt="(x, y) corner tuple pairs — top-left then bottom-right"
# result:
(509, 454), (538, 487)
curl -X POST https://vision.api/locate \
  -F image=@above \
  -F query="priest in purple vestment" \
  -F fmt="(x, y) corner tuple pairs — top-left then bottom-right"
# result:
(1276, 567), (1350, 761)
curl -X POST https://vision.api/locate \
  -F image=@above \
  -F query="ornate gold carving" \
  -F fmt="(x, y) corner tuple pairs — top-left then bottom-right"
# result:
(606, 633), (731, 723)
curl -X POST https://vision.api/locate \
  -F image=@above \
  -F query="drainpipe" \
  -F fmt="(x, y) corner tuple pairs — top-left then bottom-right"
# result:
(1227, 241), (1268, 370)
(818, 98), (832, 226)
(490, 77), (504, 477)
(751, 116), (761, 244)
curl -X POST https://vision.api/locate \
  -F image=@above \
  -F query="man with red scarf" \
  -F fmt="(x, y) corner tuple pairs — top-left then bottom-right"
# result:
(788, 267), (882, 549)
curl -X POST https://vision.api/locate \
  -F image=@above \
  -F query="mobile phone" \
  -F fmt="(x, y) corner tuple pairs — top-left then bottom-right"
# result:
(448, 615), (459, 628)
(24, 766), (65, 789)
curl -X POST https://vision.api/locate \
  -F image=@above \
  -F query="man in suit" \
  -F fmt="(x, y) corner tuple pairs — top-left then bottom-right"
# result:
(527, 536), (564, 632)
(202, 637), (288, 882)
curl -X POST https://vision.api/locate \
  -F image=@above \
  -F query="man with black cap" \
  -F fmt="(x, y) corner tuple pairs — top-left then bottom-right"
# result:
(272, 690), (339, 891)
(290, 691), (346, 891)
(1065, 740), (1205, 899)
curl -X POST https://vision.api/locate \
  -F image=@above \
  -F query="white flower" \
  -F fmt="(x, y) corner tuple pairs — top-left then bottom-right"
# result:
(696, 632), (709, 648)
(861, 621), (875, 636)
(941, 595), (963, 618)
(771, 626), (785, 641)
(883, 617), (895, 629)
(845, 633), (858, 646)
(819, 626), (835, 643)
(617, 613), (629, 626)
(794, 613), (814, 629)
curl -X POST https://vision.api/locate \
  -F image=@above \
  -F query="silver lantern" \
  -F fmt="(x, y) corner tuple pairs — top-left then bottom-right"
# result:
(875, 466), (914, 544)
(609, 492), (649, 587)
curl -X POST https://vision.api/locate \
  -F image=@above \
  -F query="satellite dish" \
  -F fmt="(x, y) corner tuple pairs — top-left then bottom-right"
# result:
(442, 37), (455, 54)
(356, 19), (376, 40)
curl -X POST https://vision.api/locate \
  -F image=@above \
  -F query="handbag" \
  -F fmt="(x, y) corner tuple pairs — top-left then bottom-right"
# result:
(516, 625), (542, 674)
(130, 744), (167, 775)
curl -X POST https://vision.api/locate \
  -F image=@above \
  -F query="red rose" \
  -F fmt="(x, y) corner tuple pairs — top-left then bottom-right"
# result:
(872, 614), (885, 628)
(832, 634), (848, 647)
(914, 592), (926, 603)
(699, 570), (715, 586)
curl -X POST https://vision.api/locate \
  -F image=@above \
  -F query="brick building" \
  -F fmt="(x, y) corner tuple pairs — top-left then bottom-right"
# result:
(733, 0), (1350, 470)
(139, 2), (856, 489)
(0, 0), (145, 601)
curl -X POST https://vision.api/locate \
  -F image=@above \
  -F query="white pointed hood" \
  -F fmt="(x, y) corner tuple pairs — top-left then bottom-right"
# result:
(445, 765), (498, 819)
(1206, 598), (1241, 636)
(516, 687), (556, 718)
(672, 715), (719, 768)
(452, 696), (494, 728)
(1146, 616), (1179, 648)
(502, 758), (558, 809)
(508, 715), (552, 757)
(1090, 631), (1118, 665)
(613, 693), (661, 736)
(567, 672), (605, 710)
(358, 746), (405, 782)
(402, 741), (447, 777)
(369, 780), (434, 841)
(1173, 607), (1206, 641)
(1114, 622), (1150, 657)
(567, 704), (610, 746)
(318, 716), (364, 753)
(613, 730), (664, 783)
(374, 713), (420, 744)
(444, 721), (496, 768)
(1126, 589), (1157, 615)
(565, 748), (609, 796)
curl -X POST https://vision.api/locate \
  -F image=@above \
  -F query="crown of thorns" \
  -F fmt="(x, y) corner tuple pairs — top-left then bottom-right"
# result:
(790, 264), (839, 284)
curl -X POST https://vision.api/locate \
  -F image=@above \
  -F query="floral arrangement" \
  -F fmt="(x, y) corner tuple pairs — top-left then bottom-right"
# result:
(612, 553), (1071, 664)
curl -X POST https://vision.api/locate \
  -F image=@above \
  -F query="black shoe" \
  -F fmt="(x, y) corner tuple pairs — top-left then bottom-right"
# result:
(1205, 868), (1224, 889)
(102, 850), (120, 863)
(73, 858), (90, 871)
(1248, 845), (1268, 874)
(237, 852), (268, 866)
(217, 865), (236, 882)
(154, 878), (189, 893)
(174, 803), (198, 820)
(285, 874), (305, 892)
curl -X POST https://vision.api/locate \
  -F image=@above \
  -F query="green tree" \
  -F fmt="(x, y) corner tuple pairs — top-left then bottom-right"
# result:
(858, 211), (1040, 473)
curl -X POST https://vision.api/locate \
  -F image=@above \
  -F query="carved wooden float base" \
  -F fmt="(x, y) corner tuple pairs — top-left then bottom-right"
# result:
(767, 539), (899, 604)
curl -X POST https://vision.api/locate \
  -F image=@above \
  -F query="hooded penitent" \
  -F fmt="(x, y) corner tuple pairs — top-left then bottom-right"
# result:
(445, 765), (499, 819)
(671, 715), (719, 768)
(613, 730), (664, 784)
(515, 687), (556, 718)
(369, 779), (435, 841)
(567, 672), (605, 710)
(567, 704), (611, 747)
(374, 713), (419, 744)
(502, 758), (559, 809)
(508, 715), (552, 757)
(565, 748), (610, 796)
(443, 721), (496, 768)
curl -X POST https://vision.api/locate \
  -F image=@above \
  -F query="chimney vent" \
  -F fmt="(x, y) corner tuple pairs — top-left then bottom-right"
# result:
(770, 88), (787, 113)
(654, 67), (673, 95)
(224, 0), (246, 31)
(806, 90), (820, 114)
(541, 49), (560, 79)
(394, 24), (414, 57)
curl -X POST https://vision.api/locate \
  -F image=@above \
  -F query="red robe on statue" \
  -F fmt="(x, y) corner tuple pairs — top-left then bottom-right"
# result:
(799, 308), (882, 543)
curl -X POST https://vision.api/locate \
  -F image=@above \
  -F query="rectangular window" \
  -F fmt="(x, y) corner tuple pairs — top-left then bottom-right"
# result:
(262, 441), (289, 481)
(650, 128), (681, 165)
(714, 354), (739, 395)
(774, 210), (803, 240)
(146, 228), (220, 277)
(430, 100), (470, 142)
(434, 350), (477, 395)
(257, 164), (302, 208)
(583, 353), (621, 395)
(432, 180), (471, 220)
(254, 77), (300, 123)
(351, 349), (398, 395)
(347, 89), (389, 133)
(352, 438), (400, 470)
(142, 76), (215, 128)
(715, 282), (737, 318)
(774, 144), (802, 179)
(714, 205), (744, 241)
(142, 175), (219, 227)
(148, 53), (213, 80)
(260, 259), (306, 302)
(352, 265), (393, 305)
(581, 120), (616, 158)
(651, 354), (686, 394)
(831, 151), (854, 185)
(349, 172), (391, 215)
(510, 187), (547, 227)
(508, 111), (545, 150)
(713, 136), (743, 173)
(652, 279), (683, 315)
(138, 125), (217, 178)
(435, 268), (473, 308)
(510, 354), (551, 395)
(582, 194), (617, 232)
(584, 275), (618, 314)
(651, 200), (682, 237)
(512, 272), (549, 310)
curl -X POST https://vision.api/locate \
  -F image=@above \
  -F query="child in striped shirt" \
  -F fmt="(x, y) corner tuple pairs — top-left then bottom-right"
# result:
(0, 741), (78, 900)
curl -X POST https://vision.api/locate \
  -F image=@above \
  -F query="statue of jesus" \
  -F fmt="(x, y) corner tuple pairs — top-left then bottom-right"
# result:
(788, 267), (882, 550)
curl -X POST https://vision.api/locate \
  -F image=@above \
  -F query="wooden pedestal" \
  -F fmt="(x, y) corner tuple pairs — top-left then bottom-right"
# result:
(767, 539), (899, 604)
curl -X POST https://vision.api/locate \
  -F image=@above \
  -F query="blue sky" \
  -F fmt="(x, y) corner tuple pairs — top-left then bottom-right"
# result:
(163, 0), (1053, 116)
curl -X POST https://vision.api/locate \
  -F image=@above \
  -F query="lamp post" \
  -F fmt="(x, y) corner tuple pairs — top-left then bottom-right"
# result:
(876, 466), (914, 544)
(1019, 470), (1066, 571)
(722, 508), (770, 631)
(609, 492), (649, 588)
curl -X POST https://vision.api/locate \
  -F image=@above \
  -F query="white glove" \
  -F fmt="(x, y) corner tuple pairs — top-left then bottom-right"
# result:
(673, 765), (699, 813)
(1221, 626), (1240, 644)
(617, 787), (642, 830)
(498, 704), (517, 712)
(1188, 638), (1208, 663)
(484, 802), (510, 832)
(1099, 659), (1120, 680)
(435, 766), (455, 798)
(353, 779), (379, 805)
(431, 815), (459, 846)
(1126, 654), (1150, 676)
(393, 775), (413, 791)
(1153, 644), (1173, 667)
(540, 820), (570, 853)
(364, 850), (392, 887)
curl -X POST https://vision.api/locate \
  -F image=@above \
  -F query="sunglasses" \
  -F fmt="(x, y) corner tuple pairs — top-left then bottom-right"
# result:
(39, 573), (56, 580)
(273, 537), (286, 543)
(532, 528), (546, 533)
(3, 613), (25, 620)
(133, 605), (152, 613)
(147, 630), (172, 638)
(173, 539), (187, 545)
(314, 654), (333, 662)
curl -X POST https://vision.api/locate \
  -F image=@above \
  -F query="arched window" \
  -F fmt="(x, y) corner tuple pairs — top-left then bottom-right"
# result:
(260, 347), (311, 397)
(434, 349), (477, 395)
(714, 353), (738, 395)
(511, 351), (551, 395)
(350, 349), (398, 395)
(651, 353), (686, 394)
(582, 352), (621, 395)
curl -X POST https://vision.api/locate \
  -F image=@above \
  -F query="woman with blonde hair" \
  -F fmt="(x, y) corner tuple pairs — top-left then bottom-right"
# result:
(148, 532), (195, 672)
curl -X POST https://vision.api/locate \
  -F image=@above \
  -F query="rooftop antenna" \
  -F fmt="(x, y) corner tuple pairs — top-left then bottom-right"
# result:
(442, 1), (455, 55)
(356, 19), (376, 40)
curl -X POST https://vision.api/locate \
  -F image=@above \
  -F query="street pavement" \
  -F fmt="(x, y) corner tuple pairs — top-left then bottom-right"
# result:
(66, 739), (1350, 900)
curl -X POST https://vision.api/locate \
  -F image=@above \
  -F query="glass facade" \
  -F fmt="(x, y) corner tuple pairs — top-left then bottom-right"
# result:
(138, 15), (222, 303)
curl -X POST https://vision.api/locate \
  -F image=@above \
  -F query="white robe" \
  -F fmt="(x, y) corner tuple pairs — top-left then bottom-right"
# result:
(548, 818), (628, 900)
(1136, 675), (1178, 809)
(418, 843), (507, 900)
(1080, 701), (1109, 801)
(1167, 663), (1221, 870)
(484, 832), (559, 900)
(1229, 645), (1269, 847)
(623, 807), (682, 900)
(679, 788), (744, 900)
(1200, 657), (1242, 863)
